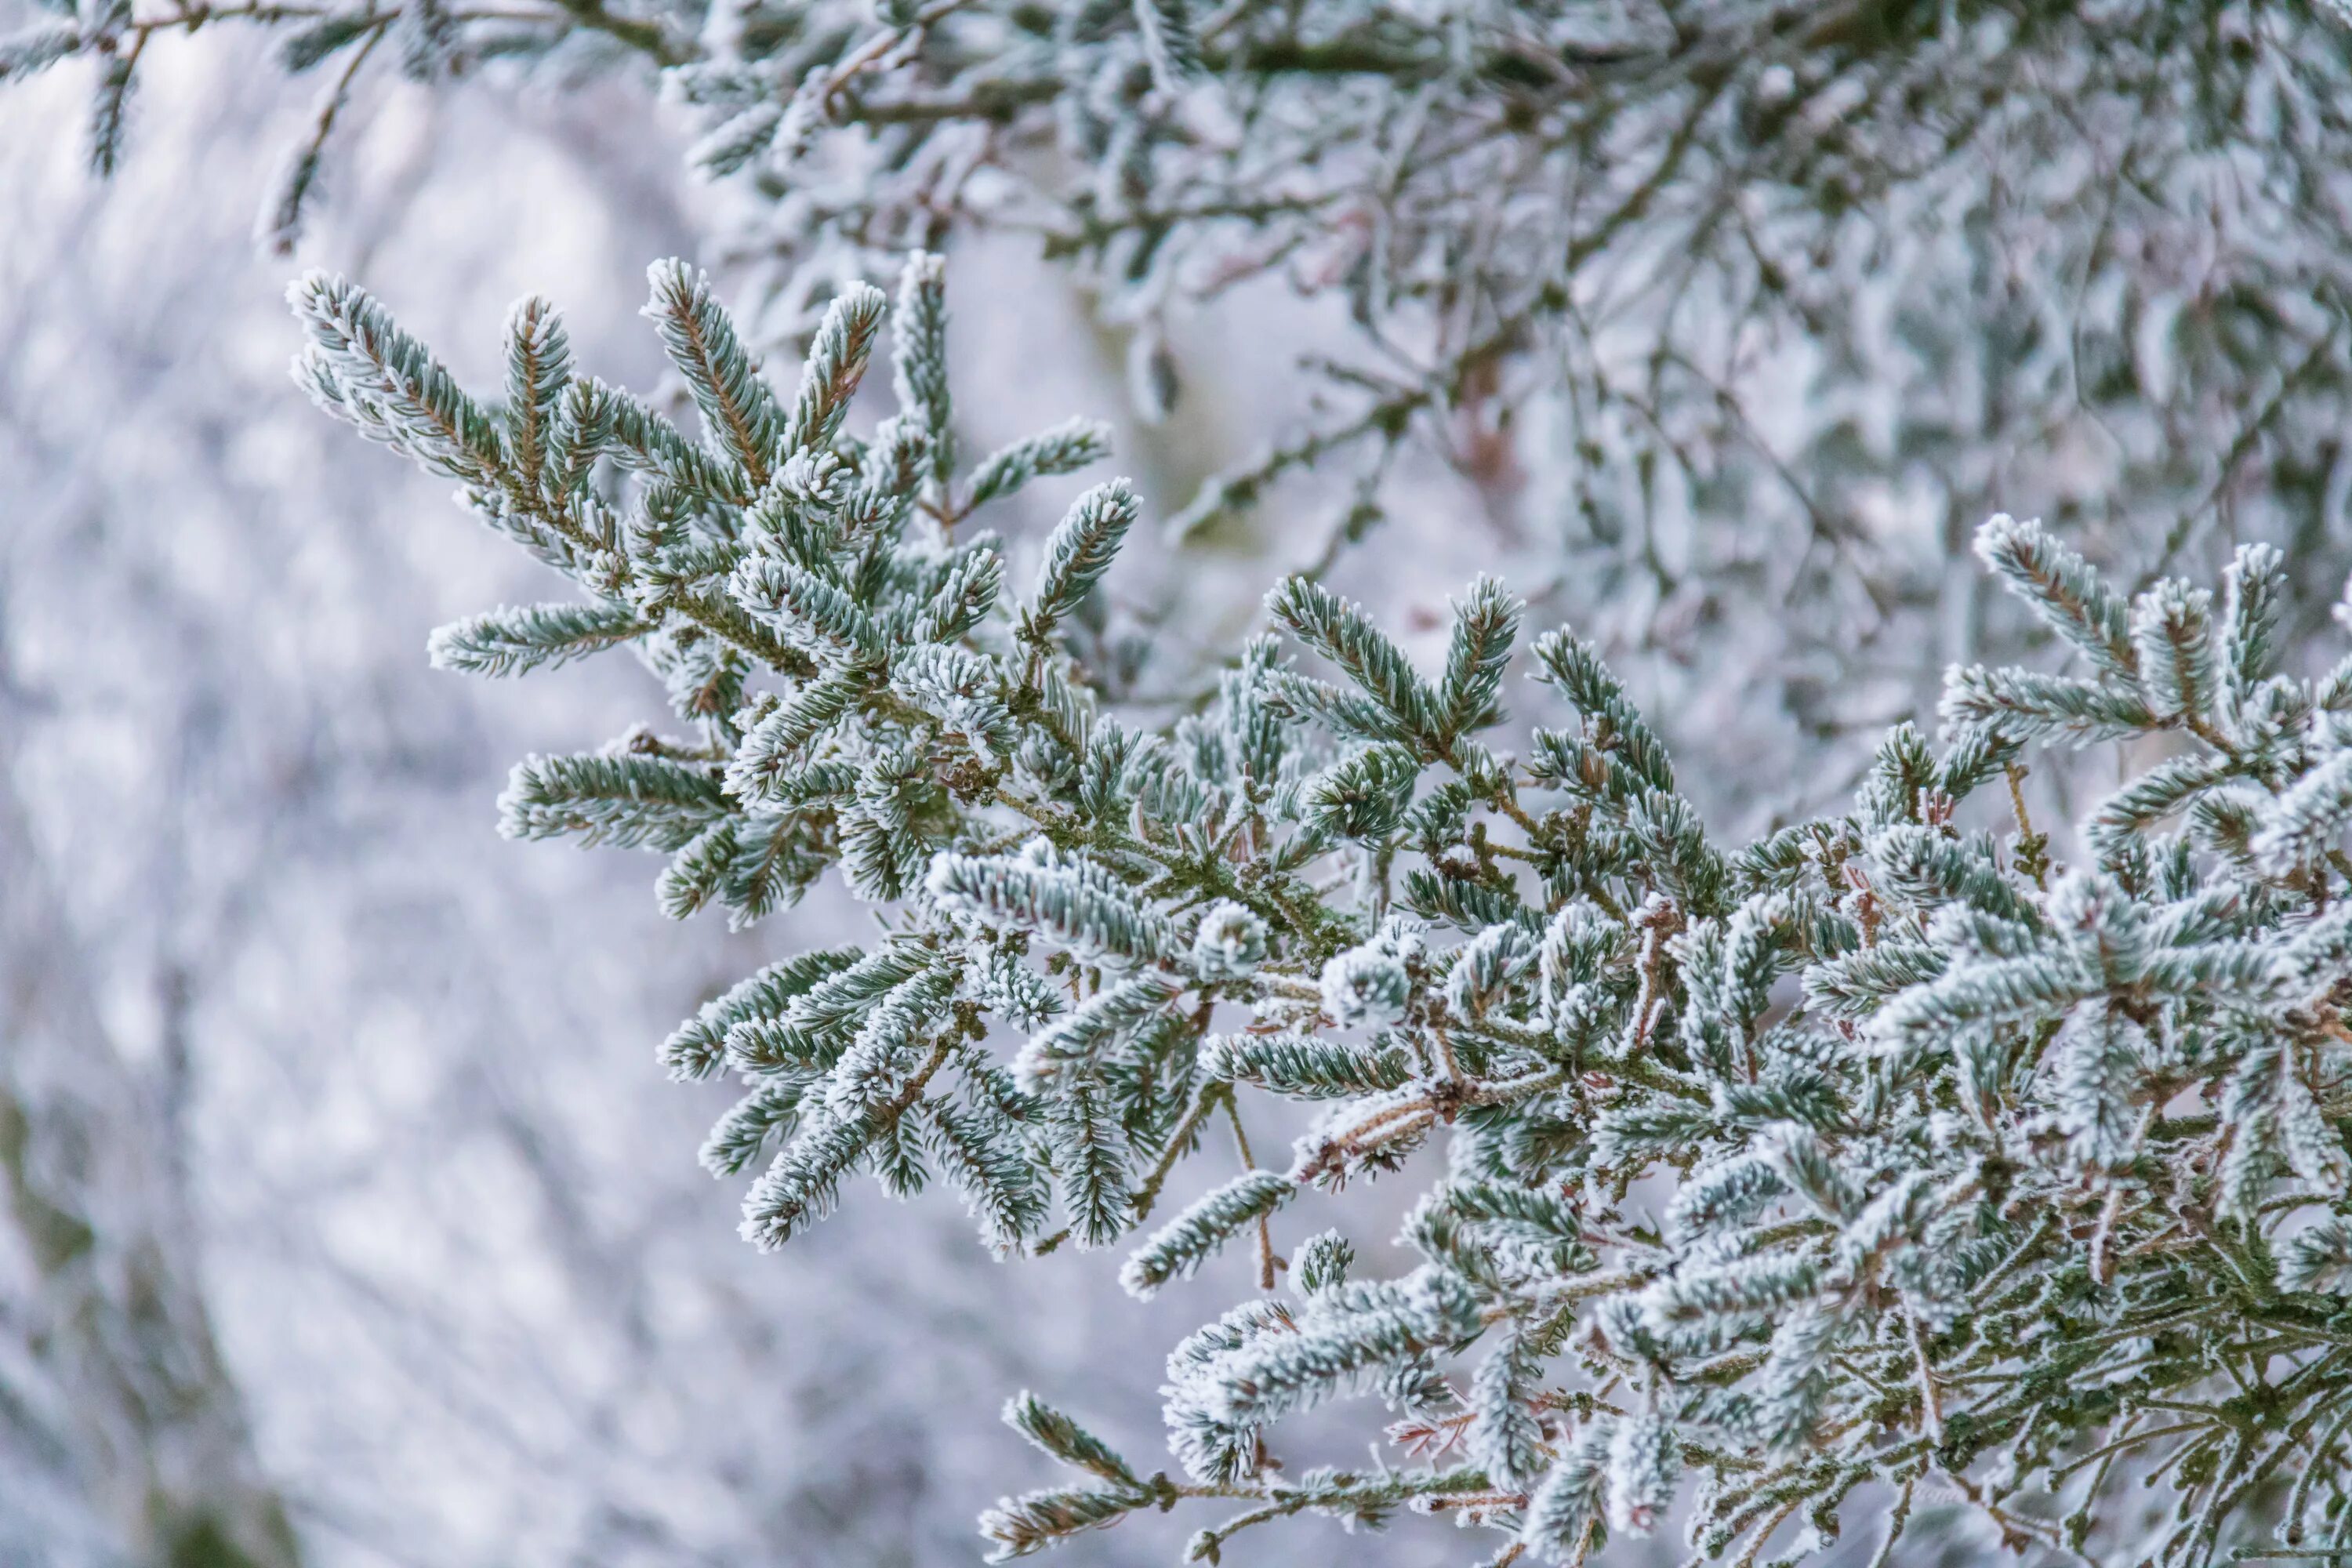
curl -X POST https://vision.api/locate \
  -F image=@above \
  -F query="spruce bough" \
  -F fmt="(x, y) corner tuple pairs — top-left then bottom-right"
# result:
(294, 258), (2352, 1566)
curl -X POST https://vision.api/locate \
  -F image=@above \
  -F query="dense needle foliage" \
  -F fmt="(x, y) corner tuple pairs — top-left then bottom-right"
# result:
(289, 254), (2352, 1566)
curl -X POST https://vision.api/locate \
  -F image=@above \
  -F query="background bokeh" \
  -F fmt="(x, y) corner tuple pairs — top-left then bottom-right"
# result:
(7, 9), (2352, 1564)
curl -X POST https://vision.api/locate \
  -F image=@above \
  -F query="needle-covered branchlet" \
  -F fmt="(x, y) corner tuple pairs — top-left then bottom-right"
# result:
(297, 252), (2352, 1566)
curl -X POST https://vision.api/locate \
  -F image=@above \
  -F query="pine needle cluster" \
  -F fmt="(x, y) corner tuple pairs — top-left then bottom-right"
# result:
(293, 256), (2352, 1566)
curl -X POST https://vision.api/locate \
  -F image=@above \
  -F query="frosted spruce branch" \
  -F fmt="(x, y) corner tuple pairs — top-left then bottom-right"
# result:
(295, 252), (2352, 1567)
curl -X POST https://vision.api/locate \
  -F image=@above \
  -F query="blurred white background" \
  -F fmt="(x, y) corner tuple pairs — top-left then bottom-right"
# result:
(9, 9), (2352, 1564)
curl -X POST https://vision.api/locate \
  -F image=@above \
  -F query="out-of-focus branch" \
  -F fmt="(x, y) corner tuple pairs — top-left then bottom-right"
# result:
(0, 655), (302, 1568)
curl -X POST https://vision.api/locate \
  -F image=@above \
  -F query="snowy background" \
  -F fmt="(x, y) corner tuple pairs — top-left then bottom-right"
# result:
(5, 12), (2350, 1566)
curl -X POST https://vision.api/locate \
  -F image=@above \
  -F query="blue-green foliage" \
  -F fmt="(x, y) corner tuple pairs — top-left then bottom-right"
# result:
(299, 262), (2352, 1568)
